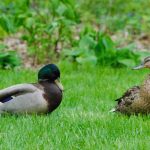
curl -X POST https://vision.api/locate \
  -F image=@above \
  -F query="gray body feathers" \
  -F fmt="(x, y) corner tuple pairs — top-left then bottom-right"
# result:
(0, 82), (62, 114)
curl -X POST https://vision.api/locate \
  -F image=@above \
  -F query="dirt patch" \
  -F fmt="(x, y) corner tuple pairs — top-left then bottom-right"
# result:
(2, 36), (34, 68)
(111, 31), (150, 51)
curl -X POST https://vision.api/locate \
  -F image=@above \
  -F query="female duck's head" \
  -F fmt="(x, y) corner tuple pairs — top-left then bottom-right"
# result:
(38, 64), (64, 91)
(133, 56), (150, 70)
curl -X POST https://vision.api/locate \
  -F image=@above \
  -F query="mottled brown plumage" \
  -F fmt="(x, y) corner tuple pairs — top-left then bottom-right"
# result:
(112, 56), (150, 115)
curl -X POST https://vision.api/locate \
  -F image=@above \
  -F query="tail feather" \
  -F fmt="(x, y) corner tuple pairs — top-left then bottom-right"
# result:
(109, 108), (116, 112)
(112, 86), (140, 114)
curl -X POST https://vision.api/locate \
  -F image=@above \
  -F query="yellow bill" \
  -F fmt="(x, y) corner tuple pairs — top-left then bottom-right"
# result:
(55, 79), (64, 91)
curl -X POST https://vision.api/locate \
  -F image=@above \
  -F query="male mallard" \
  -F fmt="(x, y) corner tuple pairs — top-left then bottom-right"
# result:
(0, 64), (63, 114)
(111, 56), (150, 115)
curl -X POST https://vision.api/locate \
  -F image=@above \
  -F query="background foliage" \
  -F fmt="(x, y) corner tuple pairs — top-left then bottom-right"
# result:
(0, 0), (150, 68)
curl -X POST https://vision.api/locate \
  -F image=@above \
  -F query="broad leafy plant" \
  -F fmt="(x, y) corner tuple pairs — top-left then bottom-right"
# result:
(0, 0), (80, 64)
(64, 32), (149, 67)
(0, 44), (21, 69)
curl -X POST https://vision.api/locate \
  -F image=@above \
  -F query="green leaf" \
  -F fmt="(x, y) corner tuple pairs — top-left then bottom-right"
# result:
(46, 21), (59, 33)
(0, 44), (7, 50)
(51, 0), (60, 10)
(117, 58), (136, 67)
(95, 33), (116, 59)
(0, 26), (7, 39)
(25, 17), (35, 29)
(0, 51), (21, 69)
(79, 35), (96, 50)
(0, 15), (14, 33)
(56, 3), (67, 16)
(76, 55), (97, 65)
(64, 48), (83, 57)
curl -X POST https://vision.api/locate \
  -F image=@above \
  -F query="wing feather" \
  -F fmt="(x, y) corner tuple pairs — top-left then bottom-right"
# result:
(0, 84), (37, 102)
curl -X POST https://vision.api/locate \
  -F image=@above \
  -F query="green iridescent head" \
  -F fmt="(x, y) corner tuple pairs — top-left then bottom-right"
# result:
(38, 64), (60, 81)
(38, 64), (63, 91)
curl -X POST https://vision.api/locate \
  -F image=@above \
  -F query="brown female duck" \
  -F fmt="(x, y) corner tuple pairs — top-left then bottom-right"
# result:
(0, 64), (63, 114)
(112, 56), (150, 115)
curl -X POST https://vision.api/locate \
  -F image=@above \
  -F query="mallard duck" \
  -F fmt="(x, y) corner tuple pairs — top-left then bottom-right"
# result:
(0, 64), (63, 114)
(111, 56), (150, 115)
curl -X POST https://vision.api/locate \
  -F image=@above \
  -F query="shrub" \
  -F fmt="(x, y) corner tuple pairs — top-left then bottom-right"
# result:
(64, 32), (150, 67)
(0, 44), (21, 69)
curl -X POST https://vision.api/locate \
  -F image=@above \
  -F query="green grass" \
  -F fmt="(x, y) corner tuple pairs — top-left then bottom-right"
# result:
(0, 63), (150, 150)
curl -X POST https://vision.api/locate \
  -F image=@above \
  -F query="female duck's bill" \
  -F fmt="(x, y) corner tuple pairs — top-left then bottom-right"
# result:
(133, 56), (150, 70)
(133, 64), (145, 70)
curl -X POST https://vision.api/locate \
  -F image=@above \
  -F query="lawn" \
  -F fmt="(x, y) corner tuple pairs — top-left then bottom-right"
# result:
(0, 62), (150, 150)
